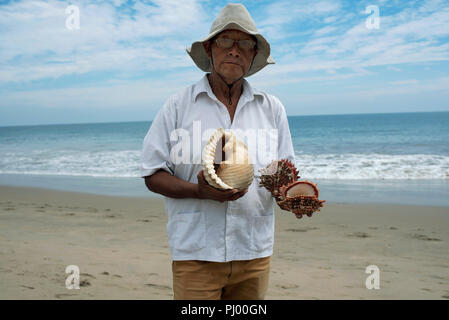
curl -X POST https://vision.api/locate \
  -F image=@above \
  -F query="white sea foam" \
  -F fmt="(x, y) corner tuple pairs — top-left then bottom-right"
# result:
(295, 153), (449, 180)
(0, 150), (141, 178)
(1, 150), (449, 179)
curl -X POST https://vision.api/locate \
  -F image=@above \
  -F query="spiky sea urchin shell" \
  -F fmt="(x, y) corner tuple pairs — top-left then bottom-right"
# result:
(277, 181), (326, 214)
(258, 159), (325, 215)
(258, 159), (299, 198)
(202, 128), (254, 191)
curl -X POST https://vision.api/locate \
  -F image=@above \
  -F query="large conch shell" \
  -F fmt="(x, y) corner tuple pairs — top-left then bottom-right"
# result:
(202, 128), (254, 191)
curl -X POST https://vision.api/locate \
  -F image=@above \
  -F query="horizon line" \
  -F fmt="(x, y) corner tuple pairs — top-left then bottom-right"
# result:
(1, 109), (448, 128)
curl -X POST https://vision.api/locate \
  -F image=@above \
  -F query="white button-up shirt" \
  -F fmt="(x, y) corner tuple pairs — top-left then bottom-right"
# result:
(141, 74), (295, 262)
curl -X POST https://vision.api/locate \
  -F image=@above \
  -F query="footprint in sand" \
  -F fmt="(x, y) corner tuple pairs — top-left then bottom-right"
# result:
(346, 232), (370, 238)
(80, 279), (91, 287)
(55, 293), (77, 299)
(276, 284), (299, 290)
(145, 283), (171, 290)
(285, 227), (318, 232)
(410, 234), (441, 241)
(20, 285), (34, 290)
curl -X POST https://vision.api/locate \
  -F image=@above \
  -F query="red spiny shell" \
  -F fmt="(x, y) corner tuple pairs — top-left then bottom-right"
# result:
(277, 181), (325, 214)
(279, 180), (320, 199)
(259, 159), (299, 196)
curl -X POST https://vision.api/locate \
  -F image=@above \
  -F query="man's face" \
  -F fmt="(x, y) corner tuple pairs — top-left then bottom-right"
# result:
(203, 29), (258, 82)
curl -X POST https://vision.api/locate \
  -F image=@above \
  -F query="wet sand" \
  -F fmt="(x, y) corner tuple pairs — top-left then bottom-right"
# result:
(0, 185), (448, 299)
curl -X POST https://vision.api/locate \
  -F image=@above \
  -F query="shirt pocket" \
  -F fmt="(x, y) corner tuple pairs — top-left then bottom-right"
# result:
(250, 214), (274, 252)
(167, 211), (206, 253)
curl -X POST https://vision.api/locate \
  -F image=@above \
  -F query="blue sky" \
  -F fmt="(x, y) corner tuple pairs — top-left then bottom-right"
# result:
(1, 0), (449, 126)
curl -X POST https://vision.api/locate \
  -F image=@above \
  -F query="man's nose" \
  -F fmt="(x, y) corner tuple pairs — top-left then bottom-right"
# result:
(227, 41), (241, 57)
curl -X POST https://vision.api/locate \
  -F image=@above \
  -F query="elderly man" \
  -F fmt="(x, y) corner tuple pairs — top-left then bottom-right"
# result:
(141, 4), (298, 300)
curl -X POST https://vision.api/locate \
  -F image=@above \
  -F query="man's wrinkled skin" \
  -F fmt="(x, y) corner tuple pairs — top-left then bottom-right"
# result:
(202, 29), (258, 123)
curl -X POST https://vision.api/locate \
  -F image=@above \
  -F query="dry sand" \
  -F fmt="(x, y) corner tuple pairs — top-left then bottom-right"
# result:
(0, 185), (448, 300)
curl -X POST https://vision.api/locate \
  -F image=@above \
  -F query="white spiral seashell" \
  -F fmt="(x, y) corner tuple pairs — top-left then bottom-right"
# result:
(202, 128), (254, 191)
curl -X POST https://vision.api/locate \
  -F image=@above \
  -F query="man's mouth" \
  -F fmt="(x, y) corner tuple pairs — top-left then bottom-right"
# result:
(223, 62), (240, 66)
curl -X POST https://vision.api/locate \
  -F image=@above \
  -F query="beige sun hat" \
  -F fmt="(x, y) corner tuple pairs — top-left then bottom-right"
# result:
(186, 3), (275, 77)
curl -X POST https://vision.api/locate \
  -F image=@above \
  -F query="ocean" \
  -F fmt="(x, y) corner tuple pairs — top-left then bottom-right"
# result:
(1, 111), (449, 206)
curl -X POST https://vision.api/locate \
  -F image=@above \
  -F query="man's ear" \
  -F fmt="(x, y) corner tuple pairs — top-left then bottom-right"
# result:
(203, 41), (211, 58)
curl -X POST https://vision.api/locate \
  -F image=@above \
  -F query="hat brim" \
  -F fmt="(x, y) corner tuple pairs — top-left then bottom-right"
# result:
(186, 21), (275, 77)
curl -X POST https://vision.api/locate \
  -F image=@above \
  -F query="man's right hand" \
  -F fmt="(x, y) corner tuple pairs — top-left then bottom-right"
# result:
(197, 170), (248, 202)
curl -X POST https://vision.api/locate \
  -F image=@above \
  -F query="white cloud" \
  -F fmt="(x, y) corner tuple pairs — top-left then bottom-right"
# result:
(390, 79), (419, 85)
(0, 0), (209, 82)
(1, 77), (193, 110)
(258, 0), (342, 40)
(269, 1), (449, 76)
(1, 0), (448, 122)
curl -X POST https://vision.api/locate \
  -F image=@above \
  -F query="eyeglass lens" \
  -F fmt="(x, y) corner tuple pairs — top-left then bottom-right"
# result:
(216, 38), (255, 50)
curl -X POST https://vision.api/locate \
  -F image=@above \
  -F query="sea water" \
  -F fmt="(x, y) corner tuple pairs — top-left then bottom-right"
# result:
(1, 111), (448, 206)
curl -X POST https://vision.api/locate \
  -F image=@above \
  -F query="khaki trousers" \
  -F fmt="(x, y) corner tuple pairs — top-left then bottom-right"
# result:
(172, 256), (271, 300)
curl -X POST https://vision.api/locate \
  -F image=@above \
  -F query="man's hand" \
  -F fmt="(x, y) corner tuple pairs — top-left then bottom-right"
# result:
(197, 170), (248, 202)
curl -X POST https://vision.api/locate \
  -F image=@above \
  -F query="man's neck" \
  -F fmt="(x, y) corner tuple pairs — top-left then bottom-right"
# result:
(207, 72), (243, 107)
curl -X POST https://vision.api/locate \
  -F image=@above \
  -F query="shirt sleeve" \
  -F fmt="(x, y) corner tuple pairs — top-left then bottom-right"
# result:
(274, 96), (295, 163)
(140, 96), (176, 178)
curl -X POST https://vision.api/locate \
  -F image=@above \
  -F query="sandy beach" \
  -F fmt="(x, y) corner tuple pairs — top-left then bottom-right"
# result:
(0, 185), (448, 300)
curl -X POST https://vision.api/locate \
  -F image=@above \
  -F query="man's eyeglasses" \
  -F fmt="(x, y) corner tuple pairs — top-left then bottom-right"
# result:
(215, 38), (256, 50)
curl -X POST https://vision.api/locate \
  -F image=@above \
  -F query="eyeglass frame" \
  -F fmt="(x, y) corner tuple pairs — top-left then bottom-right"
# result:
(212, 37), (257, 51)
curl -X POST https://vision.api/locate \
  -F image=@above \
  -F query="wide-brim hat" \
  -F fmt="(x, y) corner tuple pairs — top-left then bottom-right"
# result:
(186, 3), (275, 77)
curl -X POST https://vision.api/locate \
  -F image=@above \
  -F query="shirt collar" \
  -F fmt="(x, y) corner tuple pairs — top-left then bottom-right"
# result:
(192, 74), (264, 104)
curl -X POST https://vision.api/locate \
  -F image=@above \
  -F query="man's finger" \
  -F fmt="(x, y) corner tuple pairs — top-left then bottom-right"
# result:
(197, 170), (205, 182)
(228, 191), (243, 201)
(230, 188), (239, 195)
